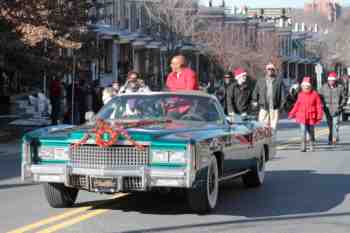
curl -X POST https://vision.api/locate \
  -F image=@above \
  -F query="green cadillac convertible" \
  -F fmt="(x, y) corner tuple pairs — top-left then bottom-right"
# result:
(21, 91), (275, 213)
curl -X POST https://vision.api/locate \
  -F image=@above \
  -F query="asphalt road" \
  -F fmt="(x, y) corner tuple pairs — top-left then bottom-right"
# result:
(2, 121), (350, 233)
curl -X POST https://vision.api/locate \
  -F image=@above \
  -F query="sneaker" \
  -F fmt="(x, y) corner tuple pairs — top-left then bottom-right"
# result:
(309, 142), (315, 152)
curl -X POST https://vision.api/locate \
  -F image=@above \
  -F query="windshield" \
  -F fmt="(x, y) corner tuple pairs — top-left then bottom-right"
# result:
(96, 94), (223, 123)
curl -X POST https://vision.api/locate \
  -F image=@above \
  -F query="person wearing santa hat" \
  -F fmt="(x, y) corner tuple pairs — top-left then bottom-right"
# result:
(319, 71), (346, 145)
(252, 62), (285, 134)
(289, 77), (323, 152)
(226, 67), (254, 119)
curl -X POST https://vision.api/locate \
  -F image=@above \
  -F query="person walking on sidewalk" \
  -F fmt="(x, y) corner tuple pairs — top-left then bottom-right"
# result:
(252, 63), (285, 134)
(49, 77), (62, 125)
(319, 71), (346, 145)
(289, 77), (323, 152)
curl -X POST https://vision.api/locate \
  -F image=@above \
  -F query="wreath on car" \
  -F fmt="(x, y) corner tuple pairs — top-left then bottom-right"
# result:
(72, 119), (171, 150)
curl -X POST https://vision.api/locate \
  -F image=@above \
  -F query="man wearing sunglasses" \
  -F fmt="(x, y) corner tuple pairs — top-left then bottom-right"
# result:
(252, 63), (285, 136)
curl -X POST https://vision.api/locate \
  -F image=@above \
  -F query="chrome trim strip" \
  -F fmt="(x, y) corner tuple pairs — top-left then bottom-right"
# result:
(185, 143), (196, 188)
(71, 167), (144, 177)
(31, 165), (66, 175)
(219, 170), (250, 182)
(149, 169), (185, 178)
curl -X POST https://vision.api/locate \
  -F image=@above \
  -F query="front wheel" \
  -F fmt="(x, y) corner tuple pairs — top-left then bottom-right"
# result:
(187, 156), (219, 214)
(242, 148), (266, 188)
(43, 183), (79, 208)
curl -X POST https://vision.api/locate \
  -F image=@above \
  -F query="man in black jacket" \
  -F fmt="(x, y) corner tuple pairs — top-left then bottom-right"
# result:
(252, 63), (285, 133)
(319, 72), (346, 145)
(215, 72), (233, 114)
(227, 67), (254, 119)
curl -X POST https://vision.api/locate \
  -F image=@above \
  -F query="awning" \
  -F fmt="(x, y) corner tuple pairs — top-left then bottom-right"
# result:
(145, 41), (162, 49)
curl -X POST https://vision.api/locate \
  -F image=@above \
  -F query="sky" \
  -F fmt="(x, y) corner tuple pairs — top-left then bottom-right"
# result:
(199, 0), (350, 8)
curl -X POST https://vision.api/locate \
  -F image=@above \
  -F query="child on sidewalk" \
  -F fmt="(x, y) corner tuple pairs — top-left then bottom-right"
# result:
(288, 77), (323, 152)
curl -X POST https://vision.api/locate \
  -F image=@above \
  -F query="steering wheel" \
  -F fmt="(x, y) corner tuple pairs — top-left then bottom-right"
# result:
(180, 113), (206, 121)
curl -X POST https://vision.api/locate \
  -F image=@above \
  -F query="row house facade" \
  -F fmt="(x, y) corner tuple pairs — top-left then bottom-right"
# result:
(89, 0), (166, 90)
(89, 1), (318, 90)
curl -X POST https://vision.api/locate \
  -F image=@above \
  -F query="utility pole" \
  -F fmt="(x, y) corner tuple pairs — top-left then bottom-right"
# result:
(71, 50), (76, 124)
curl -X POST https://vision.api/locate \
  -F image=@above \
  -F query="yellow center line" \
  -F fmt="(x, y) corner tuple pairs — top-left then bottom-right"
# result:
(6, 207), (91, 233)
(6, 193), (127, 233)
(35, 209), (110, 233)
(35, 193), (128, 233)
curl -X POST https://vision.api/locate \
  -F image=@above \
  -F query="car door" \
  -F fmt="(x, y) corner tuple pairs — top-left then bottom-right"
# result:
(222, 121), (254, 174)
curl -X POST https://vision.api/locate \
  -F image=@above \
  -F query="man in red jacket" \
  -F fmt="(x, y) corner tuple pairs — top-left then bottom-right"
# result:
(166, 55), (199, 91)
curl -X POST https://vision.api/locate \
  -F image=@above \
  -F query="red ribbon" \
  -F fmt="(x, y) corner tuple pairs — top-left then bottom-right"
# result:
(73, 119), (171, 150)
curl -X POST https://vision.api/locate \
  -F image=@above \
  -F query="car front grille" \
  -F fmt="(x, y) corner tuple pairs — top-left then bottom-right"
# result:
(69, 145), (149, 169)
(69, 175), (88, 189)
(69, 175), (144, 191)
(123, 176), (143, 190)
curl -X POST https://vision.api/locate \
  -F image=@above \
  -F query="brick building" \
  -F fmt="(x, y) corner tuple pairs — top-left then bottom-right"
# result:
(304, 0), (341, 22)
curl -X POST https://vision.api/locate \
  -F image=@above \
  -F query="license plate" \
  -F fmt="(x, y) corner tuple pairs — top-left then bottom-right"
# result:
(93, 178), (116, 188)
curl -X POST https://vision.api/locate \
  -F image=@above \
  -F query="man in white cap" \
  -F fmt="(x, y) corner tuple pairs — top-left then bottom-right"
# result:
(252, 62), (285, 135)
(320, 71), (346, 145)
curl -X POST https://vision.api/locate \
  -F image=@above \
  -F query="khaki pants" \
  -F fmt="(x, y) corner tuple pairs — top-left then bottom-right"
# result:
(258, 109), (279, 131)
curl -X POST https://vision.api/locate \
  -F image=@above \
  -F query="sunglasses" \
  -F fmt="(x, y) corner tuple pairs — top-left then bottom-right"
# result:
(267, 68), (275, 71)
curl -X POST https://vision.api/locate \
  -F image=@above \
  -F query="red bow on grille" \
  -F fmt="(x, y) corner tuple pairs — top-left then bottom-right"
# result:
(72, 119), (171, 150)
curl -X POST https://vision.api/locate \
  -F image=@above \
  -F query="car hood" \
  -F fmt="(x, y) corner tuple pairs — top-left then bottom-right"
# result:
(24, 121), (228, 144)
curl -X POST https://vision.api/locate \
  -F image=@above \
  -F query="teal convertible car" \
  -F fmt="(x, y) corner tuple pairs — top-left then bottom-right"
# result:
(21, 91), (275, 213)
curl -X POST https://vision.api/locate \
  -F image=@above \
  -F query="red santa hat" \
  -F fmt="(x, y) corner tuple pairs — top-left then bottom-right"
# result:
(301, 76), (312, 87)
(233, 67), (247, 79)
(328, 72), (337, 81)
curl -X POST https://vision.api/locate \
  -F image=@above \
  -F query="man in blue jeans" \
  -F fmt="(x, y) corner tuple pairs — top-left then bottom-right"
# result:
(320, 72), (346, 145)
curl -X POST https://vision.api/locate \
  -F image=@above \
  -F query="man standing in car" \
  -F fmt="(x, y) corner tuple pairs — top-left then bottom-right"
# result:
(252, 63), (285, 133)
(166, 55), (199, 91)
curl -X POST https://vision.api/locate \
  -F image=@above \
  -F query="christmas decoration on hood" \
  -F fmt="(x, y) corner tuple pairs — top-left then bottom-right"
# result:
(73, 119), (172, 150)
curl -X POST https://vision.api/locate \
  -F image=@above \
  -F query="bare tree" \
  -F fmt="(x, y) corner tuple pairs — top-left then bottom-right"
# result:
(194, 22), (281, 78)
(326, 11), (350, 66)
(142, 0), (201, 55)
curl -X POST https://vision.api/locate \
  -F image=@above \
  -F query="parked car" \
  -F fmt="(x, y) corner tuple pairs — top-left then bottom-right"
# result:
(21, 91), (275, 213)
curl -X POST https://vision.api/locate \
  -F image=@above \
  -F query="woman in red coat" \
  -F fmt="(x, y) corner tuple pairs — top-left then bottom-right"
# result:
(289, 77), (323, 152)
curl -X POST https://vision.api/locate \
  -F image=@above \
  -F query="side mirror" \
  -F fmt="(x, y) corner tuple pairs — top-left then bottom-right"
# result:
(85, 111), (96, 122)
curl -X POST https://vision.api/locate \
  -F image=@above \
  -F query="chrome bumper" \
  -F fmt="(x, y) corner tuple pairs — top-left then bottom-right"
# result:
(28, 164), (192, 191)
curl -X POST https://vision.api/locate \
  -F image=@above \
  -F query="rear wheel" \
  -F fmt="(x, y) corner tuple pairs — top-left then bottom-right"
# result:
(43, 183), (79, 208)
(242, 148), (266, 188)
(187, 156), (219, 214)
